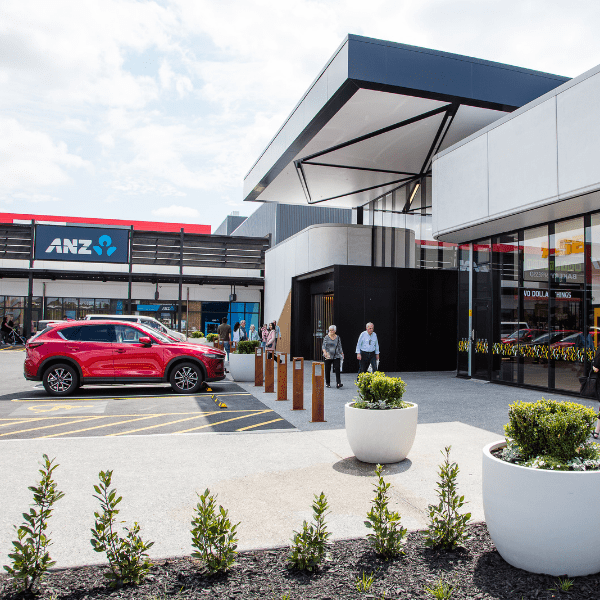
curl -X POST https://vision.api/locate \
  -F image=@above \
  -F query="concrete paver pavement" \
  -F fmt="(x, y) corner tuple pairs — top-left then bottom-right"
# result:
(1, 356), (596, 569)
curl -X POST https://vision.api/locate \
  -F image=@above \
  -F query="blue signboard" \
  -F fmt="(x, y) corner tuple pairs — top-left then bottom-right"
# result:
(34, 225), (129, 264)
(136, 304), (175, 312)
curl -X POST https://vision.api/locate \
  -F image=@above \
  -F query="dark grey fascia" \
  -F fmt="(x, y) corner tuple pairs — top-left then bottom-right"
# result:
(243, 34), (569, 204)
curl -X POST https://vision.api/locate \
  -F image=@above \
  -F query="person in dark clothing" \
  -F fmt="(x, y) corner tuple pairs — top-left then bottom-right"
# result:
(217, 317), (232, 360)
(1, 317), (12, 344)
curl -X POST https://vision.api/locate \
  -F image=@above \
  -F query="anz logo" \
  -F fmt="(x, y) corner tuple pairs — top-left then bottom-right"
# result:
(46, 234), (117, 257)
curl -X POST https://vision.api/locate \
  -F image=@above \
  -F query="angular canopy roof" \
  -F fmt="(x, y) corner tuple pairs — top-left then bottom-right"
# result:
(243, 35), (569, 210)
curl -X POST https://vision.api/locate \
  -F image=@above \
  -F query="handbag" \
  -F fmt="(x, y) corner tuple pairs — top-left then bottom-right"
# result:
(580, 370), (599, 399)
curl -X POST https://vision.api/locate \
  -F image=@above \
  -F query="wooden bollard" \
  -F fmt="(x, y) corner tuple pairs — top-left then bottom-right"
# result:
(255, 347), (263, 386)
(292, 357), (304, 410)
(311, 362), (325, 422)
(277, 353), (288, 401)
(264, 351), (274, 393)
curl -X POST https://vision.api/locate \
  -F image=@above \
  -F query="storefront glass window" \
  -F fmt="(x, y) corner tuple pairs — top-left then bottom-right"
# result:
(78, 298), (95, 319)
(520, 226), (549, 388)
(472, 240), (492, 379)
(492, 233), (519, 383)
(589, 214), (600, 354)
(457, 245), (470, 376)
(551, 218), (585, 392)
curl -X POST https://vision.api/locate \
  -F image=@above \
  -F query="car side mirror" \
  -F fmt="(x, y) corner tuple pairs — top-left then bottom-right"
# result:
(139, 336), (152, 346)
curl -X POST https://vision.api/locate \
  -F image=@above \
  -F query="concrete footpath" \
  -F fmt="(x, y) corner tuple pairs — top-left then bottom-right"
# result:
(0, 369), (593, 569)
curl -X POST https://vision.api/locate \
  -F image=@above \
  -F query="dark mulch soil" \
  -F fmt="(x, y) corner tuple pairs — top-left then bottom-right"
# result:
(1, 523), (597, 599)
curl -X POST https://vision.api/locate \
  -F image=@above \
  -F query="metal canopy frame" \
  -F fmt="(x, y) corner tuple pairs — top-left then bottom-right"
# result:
(294, 102), (459, 209)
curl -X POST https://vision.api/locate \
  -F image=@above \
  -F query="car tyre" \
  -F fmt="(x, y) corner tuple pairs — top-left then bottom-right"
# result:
(43, 363), (79, 396)
(170, 361), (204, 394)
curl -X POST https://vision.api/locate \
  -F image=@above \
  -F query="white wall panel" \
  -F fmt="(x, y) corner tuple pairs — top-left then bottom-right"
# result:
(0, 279), (29, 295)
(488, 97), (558, 216)
(295, 230), (310, 275)
(433, 134), (489, 234)
(32, 260), (129, 272)
(557, 72), (600, 197)
(307, 225), (348, 272)
(347, 227), (372, 266)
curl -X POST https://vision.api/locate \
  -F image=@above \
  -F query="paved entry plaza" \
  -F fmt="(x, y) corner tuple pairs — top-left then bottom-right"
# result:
(0, 349), (596, 569)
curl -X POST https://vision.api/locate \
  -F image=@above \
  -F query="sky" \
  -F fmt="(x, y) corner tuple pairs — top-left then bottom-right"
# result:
(2, 1), (600, 232)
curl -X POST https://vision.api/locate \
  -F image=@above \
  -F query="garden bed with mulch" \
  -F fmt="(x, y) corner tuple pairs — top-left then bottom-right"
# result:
(2, 523), (599, 600)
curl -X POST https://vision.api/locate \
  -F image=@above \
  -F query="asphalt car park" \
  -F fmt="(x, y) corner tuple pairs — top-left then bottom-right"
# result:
(0, 350), (295, 439)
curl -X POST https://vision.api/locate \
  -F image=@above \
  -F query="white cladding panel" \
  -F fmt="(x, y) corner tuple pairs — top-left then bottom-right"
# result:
(264, 224), (373, 326)
(432, 134), (489, 232)
(557, 72), (600, 197)
(433, 66), (600, 241)
(488, 97), (558, 216)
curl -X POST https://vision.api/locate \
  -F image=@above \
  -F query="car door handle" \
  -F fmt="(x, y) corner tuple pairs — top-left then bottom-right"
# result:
(115, 349), (127, 354)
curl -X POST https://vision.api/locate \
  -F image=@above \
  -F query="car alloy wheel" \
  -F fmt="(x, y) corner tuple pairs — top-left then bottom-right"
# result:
(43, 363), (78, 396)
(170, 362), (203, 394)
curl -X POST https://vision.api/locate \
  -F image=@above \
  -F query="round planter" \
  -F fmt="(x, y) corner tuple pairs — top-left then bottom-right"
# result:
(482, 441), (600, 576)
(228, 352), (257, 382)
(344, 402), (418, 464)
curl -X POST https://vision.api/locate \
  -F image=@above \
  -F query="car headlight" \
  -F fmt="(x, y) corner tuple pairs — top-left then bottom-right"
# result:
(203, 352), (223, 359)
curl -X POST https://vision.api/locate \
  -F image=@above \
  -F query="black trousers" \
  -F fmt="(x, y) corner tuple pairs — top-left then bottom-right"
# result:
(324, 358), (341, 386)
(358, 351), (377, 374)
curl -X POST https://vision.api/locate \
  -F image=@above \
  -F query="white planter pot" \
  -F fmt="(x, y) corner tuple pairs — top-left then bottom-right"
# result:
(344, 402), (418, 464)
(482, 441), (600, 576)
(228, 352), (257, 382)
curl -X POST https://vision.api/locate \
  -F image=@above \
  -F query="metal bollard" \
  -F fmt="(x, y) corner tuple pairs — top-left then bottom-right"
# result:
(292, 357), (304, 410)
(255, 347), (263, 386)
(264, 350), (275, 393)
(277, 353), (288, 401)
(311, 361), (325, 422)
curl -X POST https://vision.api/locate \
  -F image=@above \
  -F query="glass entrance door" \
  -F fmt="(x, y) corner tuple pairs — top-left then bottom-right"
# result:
(312, 293), (333, 360)
(473, 298), (491, 378)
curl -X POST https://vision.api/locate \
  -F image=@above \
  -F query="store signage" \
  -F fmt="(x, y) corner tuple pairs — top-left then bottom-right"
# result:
(34, 225), (129, 264)
(523, 290), (575, 299)
(136, 304), (175, 312)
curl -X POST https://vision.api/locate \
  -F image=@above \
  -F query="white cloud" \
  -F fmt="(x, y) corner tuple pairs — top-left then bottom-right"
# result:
(0, 118), (90, 190)
(151, 204), (201, 221)
(2, 0), (600, 230)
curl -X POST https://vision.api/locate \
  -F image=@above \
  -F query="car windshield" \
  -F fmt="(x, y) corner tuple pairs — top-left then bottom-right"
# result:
(506, 329), (530, 339)
(137, 323), (174, 343)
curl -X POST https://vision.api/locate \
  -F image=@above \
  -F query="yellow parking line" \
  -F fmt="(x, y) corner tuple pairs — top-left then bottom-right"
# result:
(175, 410), (273, 434)
(107, 411), (224, 437)
(12, 392), (251, 402)
(236, 418), (284, 431)
(0, 416), (104, 437)
(40, 415), (166, 438)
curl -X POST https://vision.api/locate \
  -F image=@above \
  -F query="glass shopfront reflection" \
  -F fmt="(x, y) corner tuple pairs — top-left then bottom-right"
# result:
(521, 226), (549, 388)
(470, 215), (600, 394)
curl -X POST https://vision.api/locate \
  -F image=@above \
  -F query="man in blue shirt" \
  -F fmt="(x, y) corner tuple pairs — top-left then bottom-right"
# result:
(356, 322), (379, 374)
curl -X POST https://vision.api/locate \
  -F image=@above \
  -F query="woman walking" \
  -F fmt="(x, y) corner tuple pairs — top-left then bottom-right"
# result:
(322, 324), (344, 388)
(265, 323), (276, 358)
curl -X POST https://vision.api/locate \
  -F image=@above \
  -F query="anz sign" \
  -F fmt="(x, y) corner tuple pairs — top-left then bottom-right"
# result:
(34, 225), (129, 264)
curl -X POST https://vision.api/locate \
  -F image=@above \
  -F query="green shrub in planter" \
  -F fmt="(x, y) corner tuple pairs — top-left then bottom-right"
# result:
(233, 340), (260, 354)
(354, 371), (408, 410)
(190, 331), (205, 339)
(206, 333), (219, 343)
(504, 399), (597, 463)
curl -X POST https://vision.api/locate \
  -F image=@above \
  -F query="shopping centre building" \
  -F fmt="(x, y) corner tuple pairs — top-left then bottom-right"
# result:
(0, 212), (267, 337)
(243, 34), (575, 380)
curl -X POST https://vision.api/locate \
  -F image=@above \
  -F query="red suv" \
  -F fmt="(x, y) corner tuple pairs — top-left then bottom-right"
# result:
(24, 320), (225, 396)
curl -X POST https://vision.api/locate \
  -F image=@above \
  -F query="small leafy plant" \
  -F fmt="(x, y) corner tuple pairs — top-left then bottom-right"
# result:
(191, 488), (239, 574)
(424, 576), (455, 599)
(424, 446), (471, 550)
(206, 333), (219, 342)
(190, 331), (205, 339)
(91, 469), (154, 587)
(549, 576), (575, 592)
(354, 371), (408, 409)
(502, 399), (600, 470)
(4, 454), (65, 593)
(288, 492), (331, 571)
(234, 340), (261, 354)
(365, 464), (407, 557)
(355, 570), (375, 592)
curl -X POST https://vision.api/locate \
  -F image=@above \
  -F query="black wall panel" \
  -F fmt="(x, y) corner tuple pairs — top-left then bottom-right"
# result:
(292, 265), (458, 373)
